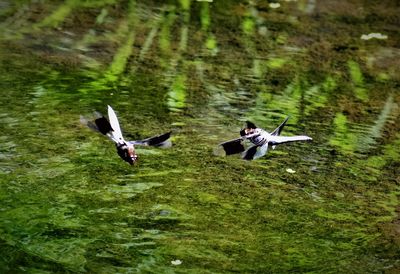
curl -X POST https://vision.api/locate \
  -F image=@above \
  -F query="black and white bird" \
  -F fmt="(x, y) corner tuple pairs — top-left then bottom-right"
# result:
(219, 117), (312, 160)
(81, 105), (171, 165)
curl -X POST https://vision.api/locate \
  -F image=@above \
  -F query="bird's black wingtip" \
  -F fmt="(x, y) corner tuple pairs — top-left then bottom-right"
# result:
(220, 139), (245, 155)
(94, 116), (113, 135)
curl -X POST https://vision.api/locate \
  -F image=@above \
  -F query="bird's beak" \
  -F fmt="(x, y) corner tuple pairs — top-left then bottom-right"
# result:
(130, 155), (138, 165)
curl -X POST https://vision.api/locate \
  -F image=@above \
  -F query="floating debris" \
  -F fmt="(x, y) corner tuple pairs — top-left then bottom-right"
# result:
(258, 26), (268, 36)
(360, 33), (388, 40)
(171, 259), (182, 265)
(286, 168), (296, 174)
(269, 3), (281, 9)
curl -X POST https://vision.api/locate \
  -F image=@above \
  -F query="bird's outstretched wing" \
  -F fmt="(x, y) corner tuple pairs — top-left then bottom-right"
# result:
(80, 112), (111, 134)
(107, 105), (124, 144)
(93, 116), (113, 135)
(80, 107), (123, 144)
(269, 135), (312, 146)
(219, 138), (245, 155)
(80, 115), (116, 141)
(129, 131), (172, 148)
(270, 116), (289, 136)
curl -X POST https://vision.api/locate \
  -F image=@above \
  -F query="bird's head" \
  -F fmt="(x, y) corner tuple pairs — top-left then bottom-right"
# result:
(127, 145), (138, 165)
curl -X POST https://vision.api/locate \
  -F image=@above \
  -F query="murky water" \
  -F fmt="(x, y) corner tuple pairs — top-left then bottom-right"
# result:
(1, 0), (399, 273)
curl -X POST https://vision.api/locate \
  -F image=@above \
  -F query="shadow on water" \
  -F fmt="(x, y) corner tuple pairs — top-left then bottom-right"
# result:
(0, 0), (400, 273)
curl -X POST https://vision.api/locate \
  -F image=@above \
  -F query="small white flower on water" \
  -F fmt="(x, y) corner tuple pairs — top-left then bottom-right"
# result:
(171, 259), (182, 265)
(269, 3), (281, 9)
(286, 168), (296, 174)
(258, 26), (268, 36)
(360, 33), (388, 40)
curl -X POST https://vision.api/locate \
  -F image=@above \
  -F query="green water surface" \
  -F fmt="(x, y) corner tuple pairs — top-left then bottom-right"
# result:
(0, 0), (399, 273)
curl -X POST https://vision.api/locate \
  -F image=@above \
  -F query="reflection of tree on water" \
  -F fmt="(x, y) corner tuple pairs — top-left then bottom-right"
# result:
(0, 0), (399, 273)
(330, 95), (396, 155)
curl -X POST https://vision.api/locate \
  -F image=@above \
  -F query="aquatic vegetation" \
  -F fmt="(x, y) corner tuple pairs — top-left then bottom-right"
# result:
(242, 17), (255, 35)
(0, 0), (399, 273)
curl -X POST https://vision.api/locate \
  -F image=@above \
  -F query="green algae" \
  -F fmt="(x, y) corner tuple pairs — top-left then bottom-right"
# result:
(0, 0), (400, 273)
(242, 17), (255, 35)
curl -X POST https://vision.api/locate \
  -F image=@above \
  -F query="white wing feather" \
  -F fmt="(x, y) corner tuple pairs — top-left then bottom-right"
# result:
(269, 135), (312, 145)
(107, 105), (125, 144)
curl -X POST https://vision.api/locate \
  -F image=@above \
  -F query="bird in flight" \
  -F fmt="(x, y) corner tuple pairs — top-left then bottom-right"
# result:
(218, 117), (312, 160)
(81, 105), (171, 165)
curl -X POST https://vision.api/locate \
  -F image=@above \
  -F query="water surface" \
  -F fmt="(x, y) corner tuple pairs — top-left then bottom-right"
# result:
(1, 0), (399, 273)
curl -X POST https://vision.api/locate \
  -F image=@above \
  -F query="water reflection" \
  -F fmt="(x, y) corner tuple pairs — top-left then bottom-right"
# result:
(0, 0), (399, 273)
(330, 95), (396, 154)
